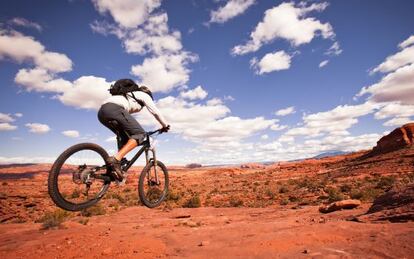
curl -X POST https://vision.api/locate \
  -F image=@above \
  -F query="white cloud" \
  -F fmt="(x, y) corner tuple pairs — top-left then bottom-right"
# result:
(371, 45), (414, 74)
(91, 4), (197, 93)
(58, 76), (112, 110)
(319, 60), (329, 68)
(325, 41), (342, 56)
(358, 63), (414, 105)
(0, 30), (72, 73)
(131, 52), (197, 93)
(0, 113), (14, 123)
(0, 156), (55, 164)
(275, 106), (296, 116)
(383, 117), (412, 127)
(14, 113), (23, 118)
(261, 134), (269, 140)
(284, 102), (379, 138)
(270, 124), (287, 131)
(232, 2), (333, 55)
(250, 50), (291, 74)
(180, 85), (208, 100)
(14, 68), (72, 93)
(9, 17), (42, 32)
(92, 0), (161, 28)
(62, 130), (80, 138)
(0, 123), (17, 131)
(374, 102), (414, 120)
(209, 0), (256, 24)
(25, 123), (50, 134)
(399, 35), (414, 49)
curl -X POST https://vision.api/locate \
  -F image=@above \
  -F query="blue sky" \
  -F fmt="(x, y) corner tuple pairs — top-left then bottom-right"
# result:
(0, 0), (413, 165)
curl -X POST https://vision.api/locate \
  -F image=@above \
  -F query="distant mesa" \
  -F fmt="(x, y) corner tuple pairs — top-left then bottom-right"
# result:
(370, 122), (414, 156)
(185, 163), (202, 169)
(313, 150), (347, 159)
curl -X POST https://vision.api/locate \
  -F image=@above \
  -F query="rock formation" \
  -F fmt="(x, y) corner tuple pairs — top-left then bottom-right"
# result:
(370, 122), (414, 155)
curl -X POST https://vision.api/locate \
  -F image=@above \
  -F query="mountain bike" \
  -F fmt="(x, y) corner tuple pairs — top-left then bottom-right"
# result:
(48, 124), (169, 211)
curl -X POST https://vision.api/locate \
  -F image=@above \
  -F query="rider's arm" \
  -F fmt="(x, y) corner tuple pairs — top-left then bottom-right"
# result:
(139, 93), (168, 128)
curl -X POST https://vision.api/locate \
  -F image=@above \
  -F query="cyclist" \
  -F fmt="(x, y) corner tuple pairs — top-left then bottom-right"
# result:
(98, 81), (170, 181)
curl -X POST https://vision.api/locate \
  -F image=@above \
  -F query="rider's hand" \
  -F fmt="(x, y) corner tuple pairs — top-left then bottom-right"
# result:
(161, 125), (170, 133)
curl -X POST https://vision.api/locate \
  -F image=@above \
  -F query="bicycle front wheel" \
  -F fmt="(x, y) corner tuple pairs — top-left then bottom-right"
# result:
(138, 160), (169, 208)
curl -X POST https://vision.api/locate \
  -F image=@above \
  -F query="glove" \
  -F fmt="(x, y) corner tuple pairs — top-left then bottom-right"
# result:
(160, 125), (170, 133)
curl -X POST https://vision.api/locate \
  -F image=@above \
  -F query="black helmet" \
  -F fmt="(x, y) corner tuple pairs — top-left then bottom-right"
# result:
(139, 85), (154, 100)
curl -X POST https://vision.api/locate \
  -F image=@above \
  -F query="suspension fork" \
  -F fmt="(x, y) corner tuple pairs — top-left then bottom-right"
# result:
(145, 147), (159, 184)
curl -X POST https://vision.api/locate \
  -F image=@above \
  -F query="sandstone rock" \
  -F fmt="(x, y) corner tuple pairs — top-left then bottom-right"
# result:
(370, 123), (414, 155)
(319, 199), (361, 213)
(356, 183), (414, 222)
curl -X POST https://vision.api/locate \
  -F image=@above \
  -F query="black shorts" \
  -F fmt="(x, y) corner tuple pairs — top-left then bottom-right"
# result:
(98, 103), (146, 149)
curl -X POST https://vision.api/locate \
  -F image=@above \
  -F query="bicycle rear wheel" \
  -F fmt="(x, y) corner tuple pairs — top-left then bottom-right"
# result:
(138, 160), (169, 208)
(48, 143), (111, 211)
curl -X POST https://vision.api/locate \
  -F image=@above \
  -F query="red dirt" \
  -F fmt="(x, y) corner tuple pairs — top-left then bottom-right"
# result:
(0, 139), (414, 257)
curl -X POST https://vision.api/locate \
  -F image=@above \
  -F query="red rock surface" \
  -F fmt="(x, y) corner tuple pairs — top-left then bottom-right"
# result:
(357, 183), (414, 222)
(371, 122), (414, 155)
(1, 125), (414, 258)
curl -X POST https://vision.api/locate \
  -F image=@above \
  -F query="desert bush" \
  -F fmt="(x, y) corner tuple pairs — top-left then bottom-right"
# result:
(340, 184), (352, 193)
(78, 217), (89, 225)
(325, 187), (344, 203)
(70, 188), (80, 199)
(81, 204), (106, 217)
(350, 189), (363, 200)
(375, 176), (396, 190)
(2, 182), (7, 186)
(183, 194), (201, 208)
(229, 196), (244, 207)
(278, 185), (289, 194)
(107, 192), (126, 204)
(167, 188), (181, 202)
(39, 209), (71, 229)
(280, 198), (289, 205)
(265, 189), (276, 199)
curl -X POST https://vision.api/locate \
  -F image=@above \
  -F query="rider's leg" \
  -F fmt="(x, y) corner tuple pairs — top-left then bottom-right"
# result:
(115, 138), (138, 161)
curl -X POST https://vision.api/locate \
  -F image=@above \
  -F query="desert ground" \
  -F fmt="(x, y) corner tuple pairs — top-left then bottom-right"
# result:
(1, 125), (414, 258)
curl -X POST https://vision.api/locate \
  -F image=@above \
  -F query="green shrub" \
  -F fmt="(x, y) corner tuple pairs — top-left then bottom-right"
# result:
(81, 204), (106, 217)
(183, 194), (201, 208)
(39, 209), (71, 229)
(70, 188), (80, 199)
(229, 196), (244, 207)
(375, 176), (396, 190)
(325, 187), (344, 203)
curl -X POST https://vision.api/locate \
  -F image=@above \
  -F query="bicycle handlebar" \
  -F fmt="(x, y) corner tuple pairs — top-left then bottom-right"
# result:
(147, 128), (164, 136)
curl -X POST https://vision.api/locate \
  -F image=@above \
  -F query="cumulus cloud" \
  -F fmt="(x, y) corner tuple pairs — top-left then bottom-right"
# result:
(25, 123), (50, 134)
(319, 60), (329, 68)
(370, 44), (414, 74)
(92, 0), (161, 28)
(180, 85), (208, 100)
(0, 123), (17, 131)
(130, 52), (197, 93)
(0, 113), (14, 123)
(275, 106), (296, 116)
(232, 2), (334, 55)
(358, 63), (414, 105)
(250, 50), (291, 74)
(209, 0), (256, 24)
(374, 102), (414, 126)
(284, 102), (379, 138)
(9, 17), (42, 32)
(0, 30), (72, 73)
(58, 76), (112, 110)
(14, 113), (23, 118)
(62, 130), (80, 138)
(91, 4), (197, 93)
(399, 35), (414, 49)
(14, 68), (72, 93)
